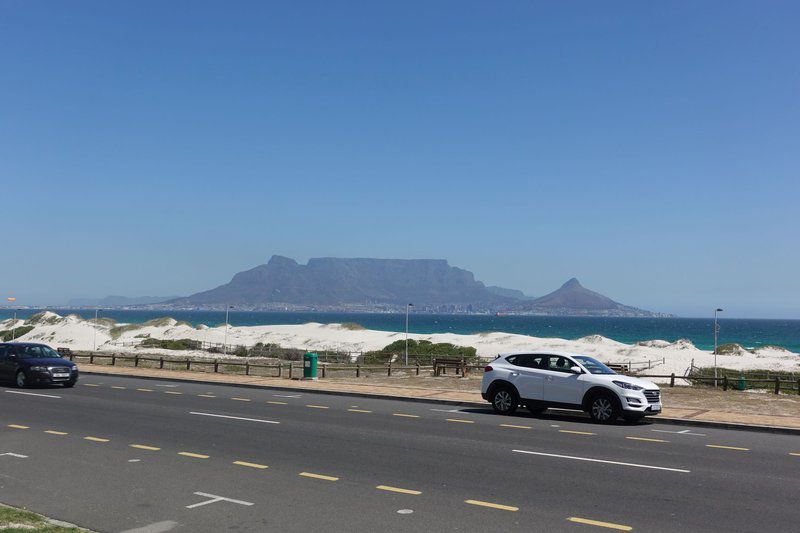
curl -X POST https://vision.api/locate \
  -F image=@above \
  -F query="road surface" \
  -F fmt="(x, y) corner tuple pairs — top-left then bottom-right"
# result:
(1, 374), (798, 532)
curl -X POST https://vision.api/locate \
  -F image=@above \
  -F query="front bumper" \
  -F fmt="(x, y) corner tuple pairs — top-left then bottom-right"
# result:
(620, 389), (662, 415)
(28, 370), (79, 385)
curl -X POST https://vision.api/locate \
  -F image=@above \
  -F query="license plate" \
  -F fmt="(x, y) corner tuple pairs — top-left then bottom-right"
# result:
(53, 373), (69, 378)
(650, 403), (662, 412)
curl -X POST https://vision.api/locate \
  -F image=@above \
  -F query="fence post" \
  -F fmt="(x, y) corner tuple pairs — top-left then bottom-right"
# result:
(416, 363), (420, 376)
(134, 355), (139, 367)
(670, 373), (675, 387)
(90, 353), (94, 364)
(723, 375), (728, 391)
(159, 357), (164, 369)
(775, 377), (780, 395)
(322, 364), (326, 379)
(356, 363), (361, 378)
(214, 360), (219, 373)
(388, 362), (392, 377)
(277, 364), (282, 378)
(112, 354), (116, 366)
(186, 360), (191, 371)
(797, 378), (800, 396)
(289, 364), (293, 379)
(245, 362), (250, 376)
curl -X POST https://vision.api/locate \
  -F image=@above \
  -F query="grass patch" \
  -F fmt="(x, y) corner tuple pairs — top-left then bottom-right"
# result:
(0, 504), (85, 531)
(340, 322), (365, 330)
(715, 343), (749, 355)
(0, 326), (34, 341)
(362, 339), (478, 365)
(139, 338), (200, 350)
(109, 324), (143, 339)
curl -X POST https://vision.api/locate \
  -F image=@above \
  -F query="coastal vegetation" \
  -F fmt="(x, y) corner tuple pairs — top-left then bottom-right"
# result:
(0, 505), (83, 532)
(362, 339), (478, 364)
(139, 337), (201, 350)
(0, 326), (34, 341)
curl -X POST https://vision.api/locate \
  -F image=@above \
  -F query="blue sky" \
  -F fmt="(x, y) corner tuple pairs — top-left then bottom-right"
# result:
(1, 1), (798, 318)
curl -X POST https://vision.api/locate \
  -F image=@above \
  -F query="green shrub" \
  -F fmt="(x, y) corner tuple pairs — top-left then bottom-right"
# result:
(0, 326), (34, 341)
(362, 339), (478, 365)
(340, 322), (365, 330)
(139, 338), (200, 350)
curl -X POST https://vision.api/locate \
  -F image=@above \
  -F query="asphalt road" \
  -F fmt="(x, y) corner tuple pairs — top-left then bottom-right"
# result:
(1, 374), (798, 533)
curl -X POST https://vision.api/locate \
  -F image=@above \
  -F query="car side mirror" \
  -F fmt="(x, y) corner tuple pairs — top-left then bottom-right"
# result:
(570, 366), (582, 374)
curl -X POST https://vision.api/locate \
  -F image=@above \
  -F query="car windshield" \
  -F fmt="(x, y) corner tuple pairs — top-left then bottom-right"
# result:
(572, 355), (616, 375)
(16, 345), (61, 359)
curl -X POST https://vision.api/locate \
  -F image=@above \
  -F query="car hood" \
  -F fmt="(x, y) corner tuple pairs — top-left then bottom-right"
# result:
(22, 358), (76, 367)
(591, 374), (658, 390)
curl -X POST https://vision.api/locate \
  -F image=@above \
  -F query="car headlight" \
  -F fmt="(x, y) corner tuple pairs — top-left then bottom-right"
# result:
(29, 366), (49, 372)
(613, 380), (643, 391)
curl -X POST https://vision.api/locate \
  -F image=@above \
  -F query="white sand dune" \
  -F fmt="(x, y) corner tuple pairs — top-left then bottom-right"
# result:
(6, 312), (798, 376)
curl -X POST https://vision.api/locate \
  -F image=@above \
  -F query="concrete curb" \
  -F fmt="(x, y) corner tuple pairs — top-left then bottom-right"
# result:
(82, 370), (800, 436)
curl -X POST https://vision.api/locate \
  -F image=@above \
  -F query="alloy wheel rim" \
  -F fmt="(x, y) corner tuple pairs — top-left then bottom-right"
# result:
(16, 373), (25, 387)
(495, 391), (512, 411)
(593, 398), (612, 420)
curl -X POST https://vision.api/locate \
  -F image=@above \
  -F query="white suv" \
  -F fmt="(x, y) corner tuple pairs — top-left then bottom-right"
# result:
(481, 352), (661, 423)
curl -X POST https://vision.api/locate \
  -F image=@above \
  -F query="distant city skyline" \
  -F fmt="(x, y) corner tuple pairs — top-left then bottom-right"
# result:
(2, 2), (798, 319)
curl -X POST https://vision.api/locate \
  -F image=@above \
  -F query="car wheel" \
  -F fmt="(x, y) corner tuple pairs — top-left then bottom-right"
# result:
(15, 371), (28, 388)
(588, 393), (619, 424)
(491, 385), (518, 415)
(526, 403), (545, 415)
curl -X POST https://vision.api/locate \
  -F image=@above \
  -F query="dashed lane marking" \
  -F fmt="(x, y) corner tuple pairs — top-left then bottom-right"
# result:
(706, 445), (749, 451)
(274, 394), (301, 398)
(198, 394), (216, 398)
(464, 499), (518, 512)
(111, 386), (126, 389)
(137, 388), (154, 392)
(130, 444), (161, 451)
(306, 405), (329, 409)
(500, 424), (532, 429)
(189, 411), (280, 424)
(84, 436), (110, 443)
(231, 397), (251, 402)
(567, 517), (633, 531)
(6, 390), (61, 399)
(267, 401), (288, 405)
(348, 409), (372, 413)
(178, 452), (209, 459)
(559, 430), (596, 436)
(393, 413), (420, 418)
(164, 391), (182, 395)
(233, 461), (269, 469)
(376, 485), (421, 495)
(299, 472), (339, 481)
(790, 453), (800, 457)
(512, 449), (690, 473)
(626, 437), (668, 443)
(7, 425), (29, 429)
(446, 419), (474, 424)
(83, 383), (100, 387)
(44, 430), (68, 435)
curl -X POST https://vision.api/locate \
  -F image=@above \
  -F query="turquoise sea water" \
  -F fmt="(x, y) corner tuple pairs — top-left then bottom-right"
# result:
(2, 309), (799, 352)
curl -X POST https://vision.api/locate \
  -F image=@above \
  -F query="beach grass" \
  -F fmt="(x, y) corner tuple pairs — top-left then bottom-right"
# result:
(0, 505), (85, 532)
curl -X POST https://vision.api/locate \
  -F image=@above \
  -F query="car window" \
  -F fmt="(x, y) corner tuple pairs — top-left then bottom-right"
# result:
(16, 345), (61, 359)
(545, 355), (575, 373)
(507, 354), (546, 369)
(0, 346), (6, 359)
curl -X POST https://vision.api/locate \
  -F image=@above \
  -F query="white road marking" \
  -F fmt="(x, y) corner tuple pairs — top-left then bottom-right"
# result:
(0, 452), (28, 458)
(5, 390), (61, 399)
(430, 408), (467, 413)
(397, 509), (414, 515)
(155, 384), (180, 388)
(119, 520), (180, 533)
(189, 412), (280, 424)
(186, 492), (254, 509)
(512, 449), (690, 473)
(273, 394), (302, 398)
(128, 459), (141, 463)
(652, 428), (706, 436)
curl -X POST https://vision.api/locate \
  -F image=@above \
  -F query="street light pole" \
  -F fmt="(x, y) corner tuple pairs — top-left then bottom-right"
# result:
(11, 308), (17, 341)
(713, 308), (723, 387)
(93, 308), (99, 351)
(405, 303), (413, 366)
(223, 305), (232, 355)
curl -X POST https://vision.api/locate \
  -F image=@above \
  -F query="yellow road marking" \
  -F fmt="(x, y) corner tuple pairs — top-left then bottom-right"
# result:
(348, 409), (372, 413)
(267, 401), (288, 405)
(233, 461), (269, 469)
(178, 452), (209, 459)
(376, 485), (421, 495)
(111, 386), (126, 389)
(8, 424), (29, 429)
(130, 444), (160, 451)
(84, 436), (109, 443)
(567, 517), (633, 531)
(299, 472), (338, 481)
(393, 413), (419, 418)
(446, 419), (474, 424)
(198, 394), (216, 398)
(83, 384), (99, 387)
(626, 436), (668, 443)
(305, 405), (329, 409)
(231, 397), (251, 402)
(44, 430), (68, 435)
(464, 499), (518, 512)
(790, 452), (800, 457)
(559, 430), (596, 436)
(706, 444), (749, 451)
(164, 391), (182, 395)
(137, 388), (153, 392)
(500, 424), (531, 429)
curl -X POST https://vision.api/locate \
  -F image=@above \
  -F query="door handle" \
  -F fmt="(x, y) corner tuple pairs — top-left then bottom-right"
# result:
(546, 376), (553, 381)
(509, 372), (519, 377)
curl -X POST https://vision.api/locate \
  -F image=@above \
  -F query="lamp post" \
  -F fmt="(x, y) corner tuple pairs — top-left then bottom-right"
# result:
(713, 308), (723, 387)
(93, 308), (99, 351)
(223, 305), (233, 355)
(405, 303), (414, 366)
(6, 297), (16, 340)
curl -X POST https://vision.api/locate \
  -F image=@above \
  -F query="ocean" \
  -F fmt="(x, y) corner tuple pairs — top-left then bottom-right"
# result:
(2, 309), (799, 352)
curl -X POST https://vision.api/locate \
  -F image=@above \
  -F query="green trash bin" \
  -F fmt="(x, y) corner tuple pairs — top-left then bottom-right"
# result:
(303, 352), (318, 380)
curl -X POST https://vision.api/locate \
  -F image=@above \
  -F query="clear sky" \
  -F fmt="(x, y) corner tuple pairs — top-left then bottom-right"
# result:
(1, 1), (798, 318)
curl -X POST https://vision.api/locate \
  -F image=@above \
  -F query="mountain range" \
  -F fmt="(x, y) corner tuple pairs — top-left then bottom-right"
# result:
(159, 256), (667, 317)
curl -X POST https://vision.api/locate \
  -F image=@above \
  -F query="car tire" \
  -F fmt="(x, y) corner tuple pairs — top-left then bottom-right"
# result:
(526, 403), (546, 415)
(490, 385), (519, 415)
(588, 392), (619, 424)
(15, 371), (28, 389)
(623, 413), (645, 424)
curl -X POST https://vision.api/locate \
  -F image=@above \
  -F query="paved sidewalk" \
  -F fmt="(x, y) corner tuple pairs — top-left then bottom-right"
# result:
(79, 364), (800, 432)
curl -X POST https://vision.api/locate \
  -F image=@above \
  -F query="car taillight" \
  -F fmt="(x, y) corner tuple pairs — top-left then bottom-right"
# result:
(484, 365), (493, 372)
